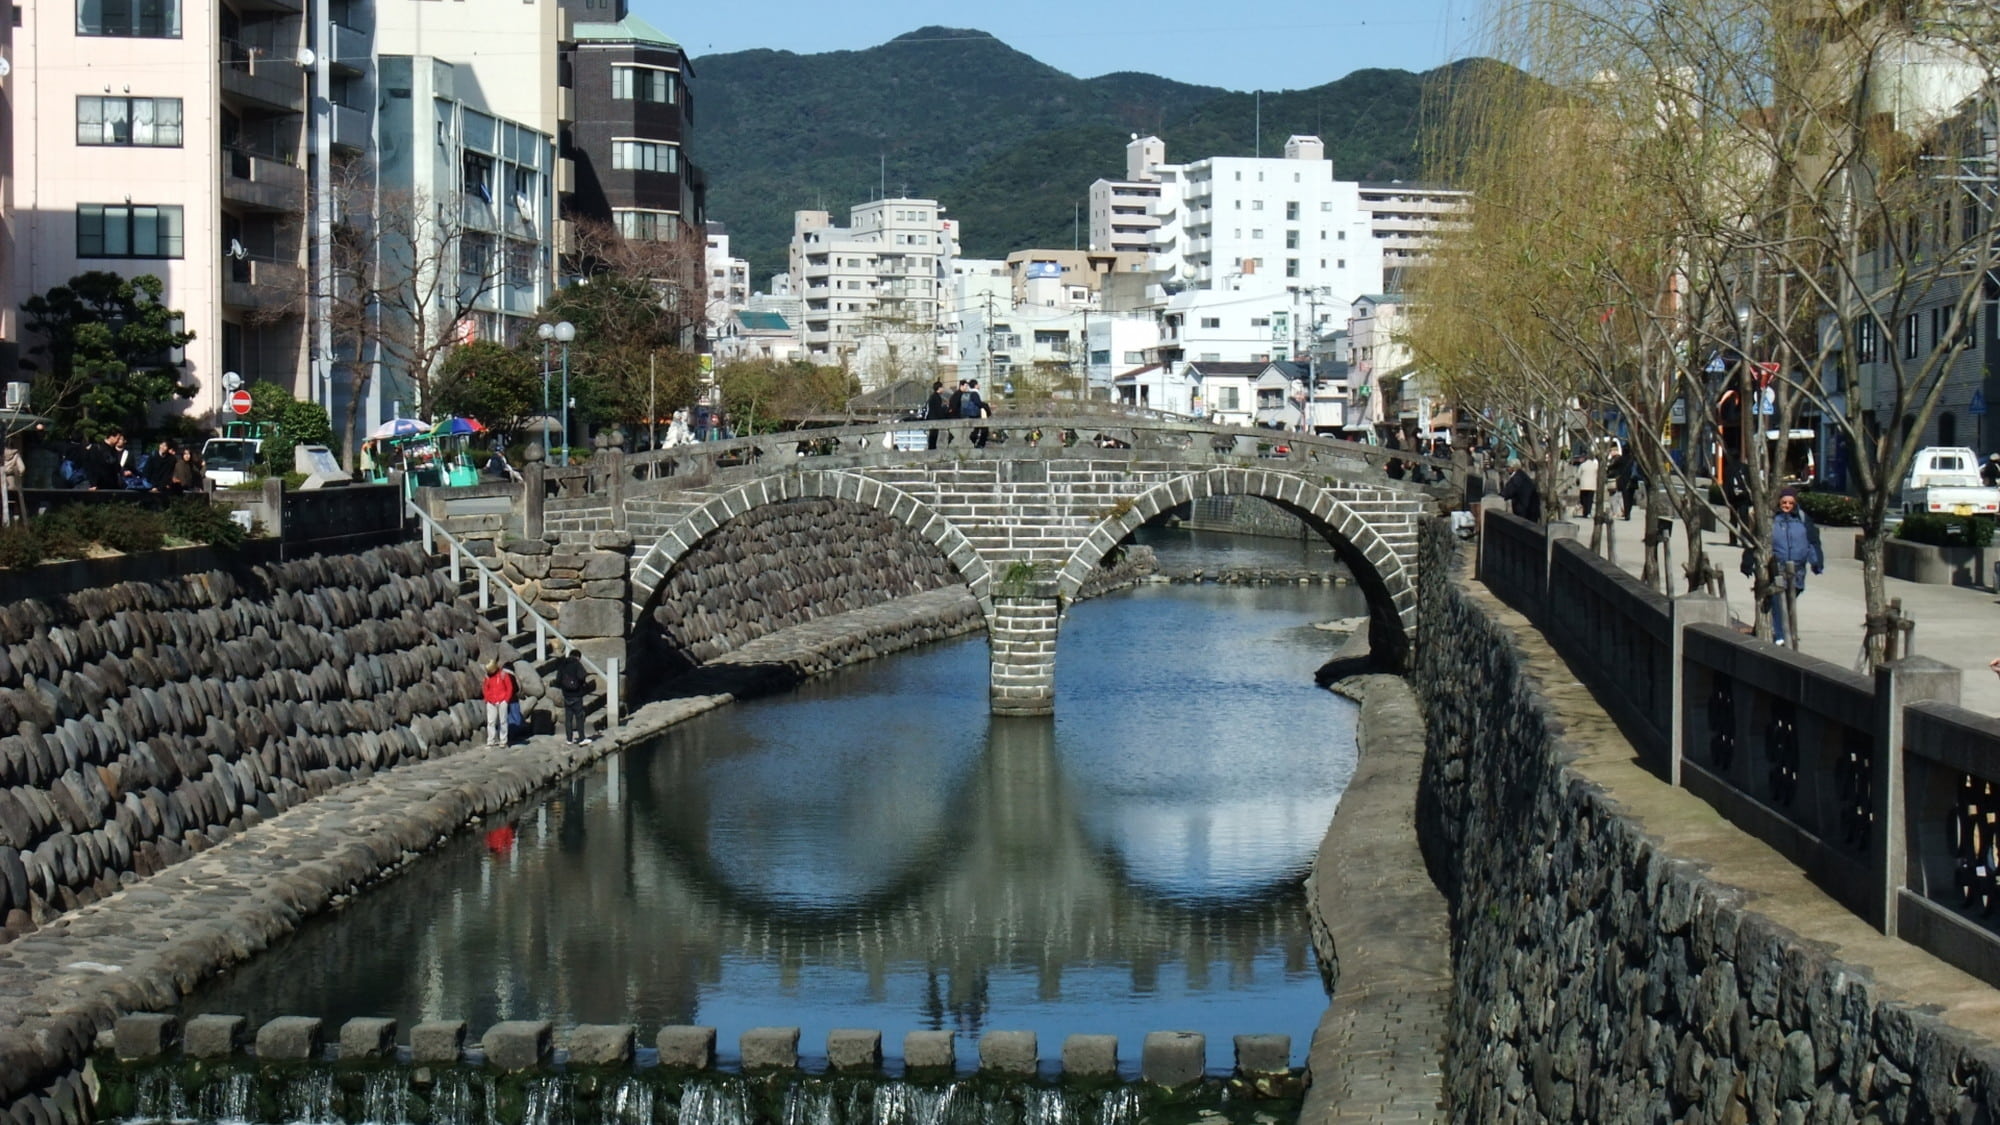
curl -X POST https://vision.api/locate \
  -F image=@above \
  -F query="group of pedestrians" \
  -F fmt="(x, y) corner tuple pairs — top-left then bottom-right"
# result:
(481, 646), (597, 748)
(922, 378), (991, 449)
(7, 425), (204, 492)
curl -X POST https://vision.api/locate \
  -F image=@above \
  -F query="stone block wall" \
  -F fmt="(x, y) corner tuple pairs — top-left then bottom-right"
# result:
(634, 498), (959, 674)
(0, 543), (496, 941)
(1413, 519), (2000, 1123)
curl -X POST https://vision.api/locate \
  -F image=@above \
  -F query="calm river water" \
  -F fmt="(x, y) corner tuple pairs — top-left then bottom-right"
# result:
(187, 530), (1369, 1072)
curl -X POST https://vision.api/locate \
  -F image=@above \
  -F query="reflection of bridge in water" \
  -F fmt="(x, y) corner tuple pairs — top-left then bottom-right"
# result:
(192, 701), (1323, 1034)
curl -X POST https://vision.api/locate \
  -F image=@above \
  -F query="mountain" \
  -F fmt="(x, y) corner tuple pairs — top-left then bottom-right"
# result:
(692, 27), (1465, 283)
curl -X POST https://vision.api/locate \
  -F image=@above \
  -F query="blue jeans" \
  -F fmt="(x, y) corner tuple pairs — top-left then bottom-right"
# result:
(1768, 585), (1802, 642)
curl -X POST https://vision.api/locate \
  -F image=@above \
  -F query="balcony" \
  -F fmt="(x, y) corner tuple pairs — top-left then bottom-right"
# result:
(220, 42), (306, 114)
(555, 157), (575, 195)
(330, 105), (369, 150)
(221, 149), (306, 213)
(558, 85), (575, 124)
(330, 23), (369, 73)
(222, 259), (306, 313)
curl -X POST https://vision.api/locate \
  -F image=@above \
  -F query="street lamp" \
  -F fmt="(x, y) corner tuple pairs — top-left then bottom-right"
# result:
(537, 320), (575, 464)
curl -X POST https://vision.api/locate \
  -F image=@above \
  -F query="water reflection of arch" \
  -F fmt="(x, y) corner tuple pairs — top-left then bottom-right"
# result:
(1058, 467), (1415, 664)
(622, 713), (1314, 984)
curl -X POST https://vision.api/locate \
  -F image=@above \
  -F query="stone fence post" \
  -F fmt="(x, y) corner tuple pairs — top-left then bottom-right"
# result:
(522, 447), (545, 540)
(1873, 655), (1961, 935)
(1670, 595), (1731, 787)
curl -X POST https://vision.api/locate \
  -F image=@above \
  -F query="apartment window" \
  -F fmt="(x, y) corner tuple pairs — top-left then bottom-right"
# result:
(77, 96), (183, 146)
(1931, 305), (1947, 348)
(610, 65), (676, 104)
(1251, 229), (1264, 239)
(1200, 317), (1221, 329)
(1250, 318), (1270, 327)
(76, 204), (184, 258)
(1217, 387), (1240, 410)
(611, 139), (679, 173)
(1901, 313), (1922, 359)
(1338, 230), (1346, 240)
(463, 153), (493, 202)
(1337, 259), (1346, 269)
(1321, 201), (1332, 212)
(77, 0), (179, 37)
(1285, 230), (1299, 249)
(1123, 351), (1145, 363)
(614, 209), (675, 241)
(1285, 202), (1300, 220)
(1857, 316), (1880, 362)
(1251, 200), (1264, 211)
(1286, 259), (1300, 278)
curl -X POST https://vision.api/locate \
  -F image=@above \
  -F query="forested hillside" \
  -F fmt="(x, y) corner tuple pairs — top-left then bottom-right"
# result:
(693, 27), (1482, 282)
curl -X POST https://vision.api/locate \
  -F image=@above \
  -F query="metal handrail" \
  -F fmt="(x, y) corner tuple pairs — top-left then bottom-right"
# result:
(406, 500), (621, 724)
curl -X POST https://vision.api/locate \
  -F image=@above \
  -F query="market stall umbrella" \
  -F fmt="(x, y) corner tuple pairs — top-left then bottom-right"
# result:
(369, 418), (428, 440)
(431, 416), (488, 436)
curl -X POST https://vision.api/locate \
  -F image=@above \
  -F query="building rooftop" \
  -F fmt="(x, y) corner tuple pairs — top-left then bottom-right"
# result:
(735, 310), (790, 333)
(572, 14), (681, 48)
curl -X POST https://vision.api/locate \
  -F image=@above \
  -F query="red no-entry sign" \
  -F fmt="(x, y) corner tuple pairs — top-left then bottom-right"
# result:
(229, 389), (253, 416)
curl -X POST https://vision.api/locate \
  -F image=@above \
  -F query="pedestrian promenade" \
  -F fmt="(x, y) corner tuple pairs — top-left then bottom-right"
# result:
(1588, 511), (2000, 714)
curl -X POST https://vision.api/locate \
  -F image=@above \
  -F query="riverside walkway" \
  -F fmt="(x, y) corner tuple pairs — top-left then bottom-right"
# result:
(1590, 513), (2000, 714)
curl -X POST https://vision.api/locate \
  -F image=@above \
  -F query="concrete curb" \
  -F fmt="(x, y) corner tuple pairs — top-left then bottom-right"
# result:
(1300, 674), (1449, 1124)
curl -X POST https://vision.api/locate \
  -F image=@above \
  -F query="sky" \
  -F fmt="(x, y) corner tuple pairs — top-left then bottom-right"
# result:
(631, 0), (1482, 92)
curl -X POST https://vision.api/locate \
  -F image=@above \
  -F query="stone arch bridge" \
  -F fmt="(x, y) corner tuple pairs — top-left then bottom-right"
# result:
(484, 413), (1451, 715)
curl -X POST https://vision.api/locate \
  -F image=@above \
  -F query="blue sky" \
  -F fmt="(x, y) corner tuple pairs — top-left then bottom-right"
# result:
(632, 0), (1480, 91)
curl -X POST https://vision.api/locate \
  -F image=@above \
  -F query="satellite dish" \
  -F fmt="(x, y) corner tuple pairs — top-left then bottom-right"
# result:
(228, 239), (247, 260)
(295, 47), (316, 67)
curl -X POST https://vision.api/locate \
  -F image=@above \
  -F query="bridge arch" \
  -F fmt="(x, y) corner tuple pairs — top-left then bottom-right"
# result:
(1057, 467), (1417, 666)
(627, 468), (997, 631)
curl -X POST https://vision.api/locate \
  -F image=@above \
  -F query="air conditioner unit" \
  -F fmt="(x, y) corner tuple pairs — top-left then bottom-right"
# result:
(3, 382), (28, 411)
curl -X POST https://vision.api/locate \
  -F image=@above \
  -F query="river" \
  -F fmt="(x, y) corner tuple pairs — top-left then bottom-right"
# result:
(186, 530), (1369, 1074)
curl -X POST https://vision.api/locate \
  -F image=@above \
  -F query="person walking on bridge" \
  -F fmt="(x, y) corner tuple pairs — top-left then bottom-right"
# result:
(962, 379), (988, 448)
(925, 380), (950, 450)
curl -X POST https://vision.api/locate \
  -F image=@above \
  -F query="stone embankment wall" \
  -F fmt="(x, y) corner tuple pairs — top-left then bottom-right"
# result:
(1414, 519), (2000, 1122)
(1179, 493), (1318, 540)
(0, 544), (501, 942)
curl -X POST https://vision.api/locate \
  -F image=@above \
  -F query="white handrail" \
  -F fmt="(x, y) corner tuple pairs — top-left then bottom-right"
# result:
(406, 500), (621, 725)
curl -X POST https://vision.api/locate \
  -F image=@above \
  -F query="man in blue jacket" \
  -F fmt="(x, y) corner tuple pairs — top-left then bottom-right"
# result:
(1756, 486), (1823, 645)
(961, 378), (988, 448)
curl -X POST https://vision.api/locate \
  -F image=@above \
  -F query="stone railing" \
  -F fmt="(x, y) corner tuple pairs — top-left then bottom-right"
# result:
(1425, 517), (2000, 1121)
(527, 414), (1465, 514)
(1478, 512), (2000, 985)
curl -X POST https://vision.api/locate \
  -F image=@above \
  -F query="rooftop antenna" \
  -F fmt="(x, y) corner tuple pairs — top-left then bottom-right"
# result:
(879, 153), (886, 201)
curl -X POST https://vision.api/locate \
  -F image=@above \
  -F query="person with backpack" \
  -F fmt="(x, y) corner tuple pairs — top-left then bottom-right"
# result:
(554, 646), (592, 745)
(481, 658), (517, 747)
(962, 378), (988, 448)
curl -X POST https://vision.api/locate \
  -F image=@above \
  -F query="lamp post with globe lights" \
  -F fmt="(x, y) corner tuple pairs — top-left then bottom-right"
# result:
(537, 320), (576, 464)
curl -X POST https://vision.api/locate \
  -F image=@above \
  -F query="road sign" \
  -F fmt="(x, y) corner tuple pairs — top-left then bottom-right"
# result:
(1755, 362), (1780, 387)
(1704, 355), (1726, 374)
(229, 389), (253, 416)
(1972, 389), (1988, 417)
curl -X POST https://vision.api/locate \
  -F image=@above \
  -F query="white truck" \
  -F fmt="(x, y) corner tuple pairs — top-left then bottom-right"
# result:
(1900, 446), (2000, 517)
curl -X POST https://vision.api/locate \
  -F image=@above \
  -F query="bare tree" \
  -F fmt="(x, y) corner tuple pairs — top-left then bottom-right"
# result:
(323, 163), (506, 461)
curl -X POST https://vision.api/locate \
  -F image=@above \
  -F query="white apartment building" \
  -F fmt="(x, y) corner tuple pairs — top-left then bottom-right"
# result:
(1089, 134), (1384, 306)
(703, 221), (750, 337)
(1357, 181), (1471, 287)
(1348, 293), (1421, 433)
(788, 198), (958, 388)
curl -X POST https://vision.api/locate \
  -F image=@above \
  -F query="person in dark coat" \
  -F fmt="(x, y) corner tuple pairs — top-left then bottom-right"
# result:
(1499, 457), (1542, 522)
(924, 380), (951, 450)
(962, 379), (988, 448)
(553, 646), (593, 745)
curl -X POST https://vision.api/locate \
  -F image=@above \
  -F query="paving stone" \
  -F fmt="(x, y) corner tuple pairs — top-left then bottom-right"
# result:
(255, 1017), (322, 1061)
(826, 1029), (881, 1072)
(1062, 1034), (1118, 1078)
(112, 1014), (176, 1060)
(563, 1025), (634, 1068)
(182, 1015), (245, 1059)
(481, 1021), (551, 1071)
(903, 1030), (955, 1073)
(1141, 1031), (1204, 1089)
(409, 1021), (465, 1064)
(337, 1018), (397, 1060)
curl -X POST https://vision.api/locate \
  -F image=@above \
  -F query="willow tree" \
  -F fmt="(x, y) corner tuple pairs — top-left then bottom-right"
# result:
(1417, 0), (2000, 652)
